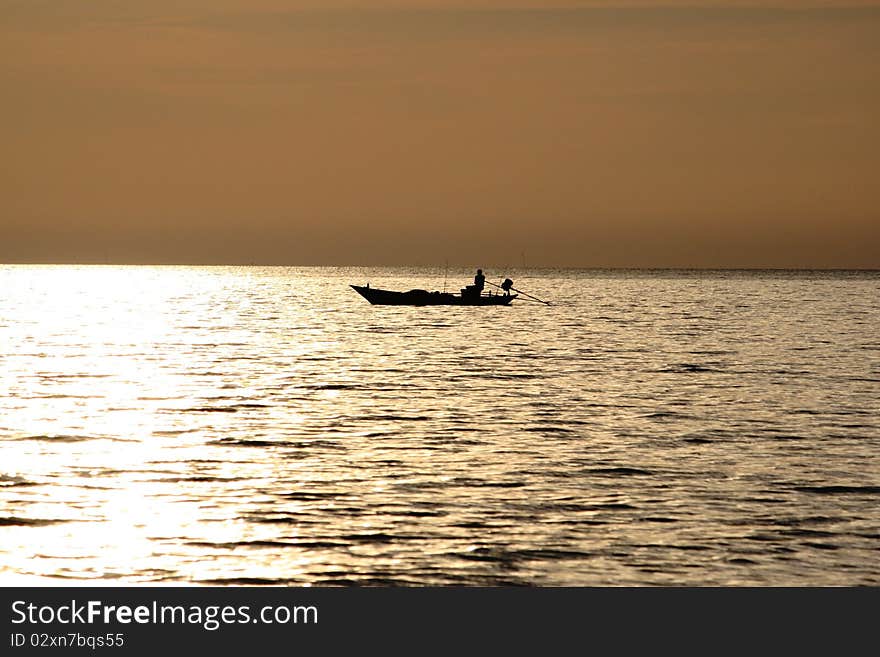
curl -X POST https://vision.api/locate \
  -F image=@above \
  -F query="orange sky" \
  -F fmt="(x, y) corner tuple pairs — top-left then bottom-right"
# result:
(2, 1), (879, 267)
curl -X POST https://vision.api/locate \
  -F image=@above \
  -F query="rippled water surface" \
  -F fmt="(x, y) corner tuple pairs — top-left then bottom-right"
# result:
(1, 266), (878, 585)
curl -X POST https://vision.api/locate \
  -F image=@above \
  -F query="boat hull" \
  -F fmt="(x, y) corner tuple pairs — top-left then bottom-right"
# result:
(351, 285), (515, 306)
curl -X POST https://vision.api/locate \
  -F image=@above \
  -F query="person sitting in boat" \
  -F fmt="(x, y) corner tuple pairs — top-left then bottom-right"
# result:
(474, 269), (485, 292)
(501, 278), (514, 296)
(462, 268), (486, 298)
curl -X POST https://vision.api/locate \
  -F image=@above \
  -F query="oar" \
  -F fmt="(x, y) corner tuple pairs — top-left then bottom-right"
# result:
(486, 280), (551, 305)
(512, 295), (550, 304)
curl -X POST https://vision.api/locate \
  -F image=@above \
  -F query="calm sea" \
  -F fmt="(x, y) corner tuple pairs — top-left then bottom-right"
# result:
(1, 266), (878, 585)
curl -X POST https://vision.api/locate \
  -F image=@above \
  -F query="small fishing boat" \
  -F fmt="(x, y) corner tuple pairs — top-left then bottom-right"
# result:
(351, 284), (516, 306)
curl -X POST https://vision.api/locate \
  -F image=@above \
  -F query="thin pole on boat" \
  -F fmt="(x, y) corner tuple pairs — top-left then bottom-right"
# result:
(444, 259), (448, 293)
(486, 279), (551, 305)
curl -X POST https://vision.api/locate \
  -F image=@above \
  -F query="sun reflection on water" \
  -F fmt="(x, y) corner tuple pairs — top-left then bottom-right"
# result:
(1, 266), (879, 585)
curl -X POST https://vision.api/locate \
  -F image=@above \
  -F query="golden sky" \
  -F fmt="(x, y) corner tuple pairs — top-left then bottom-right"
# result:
(3, 1), (879, 267)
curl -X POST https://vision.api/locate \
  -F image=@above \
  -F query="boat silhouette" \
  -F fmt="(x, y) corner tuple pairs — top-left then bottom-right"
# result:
(351, 284), (516, 306)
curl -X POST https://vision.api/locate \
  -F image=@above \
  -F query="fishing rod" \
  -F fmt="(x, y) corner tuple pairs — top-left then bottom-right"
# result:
(485, 280), (551, 305)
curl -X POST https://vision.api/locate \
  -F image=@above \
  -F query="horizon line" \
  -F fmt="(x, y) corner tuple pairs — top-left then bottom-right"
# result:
(2, 262), (878, 272)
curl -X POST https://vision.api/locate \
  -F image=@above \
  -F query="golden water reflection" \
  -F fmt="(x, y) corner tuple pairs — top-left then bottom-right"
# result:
(1, 266), (879, 585)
